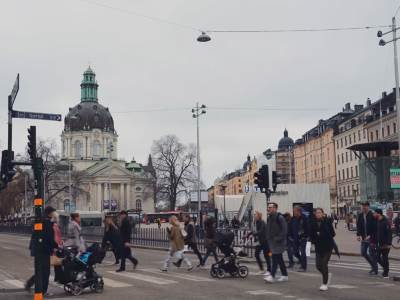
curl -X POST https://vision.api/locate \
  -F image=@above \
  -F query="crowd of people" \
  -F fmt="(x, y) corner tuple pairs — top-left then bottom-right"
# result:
(23, 201), (395, 297)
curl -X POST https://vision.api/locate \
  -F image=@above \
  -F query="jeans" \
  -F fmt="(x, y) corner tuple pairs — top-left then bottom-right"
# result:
(120, 246), (138, 270)
(361, 240), (378, 272)
(202, 248), (218, 265)
(255, 244), (271, 272)
(26, 255), (51, 294)
(177, 242), (203, 266)
(377, 247), (390, 276)
(163, 249), (192, 270)
(293, 239), (307, 270)
(271, 253), (288, 278)
(316, 251), (332, 284)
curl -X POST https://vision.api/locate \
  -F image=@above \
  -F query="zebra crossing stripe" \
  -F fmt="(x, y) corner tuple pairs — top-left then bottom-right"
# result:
(140, 268), (215, 282)
(108, 271), (178, 285)
(329, 284), (357, 289)
(102, 277), (133, 288)
(246, 290), (282, 296)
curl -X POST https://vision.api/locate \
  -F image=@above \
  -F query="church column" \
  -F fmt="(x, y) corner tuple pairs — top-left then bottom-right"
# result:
(126, 183), (131, 209)
(120, 184), (125, 210)
(97, 183), (102, 211)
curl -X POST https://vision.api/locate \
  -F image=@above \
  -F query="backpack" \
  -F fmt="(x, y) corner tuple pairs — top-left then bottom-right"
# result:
(275, 213), (284, 230)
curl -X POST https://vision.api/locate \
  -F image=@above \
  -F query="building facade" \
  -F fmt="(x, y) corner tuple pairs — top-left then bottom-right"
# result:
(275, 129), (295, 184)
(52, 67), (156, 213)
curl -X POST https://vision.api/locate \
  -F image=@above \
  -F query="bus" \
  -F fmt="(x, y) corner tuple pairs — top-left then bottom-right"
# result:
(58, 211), (104, 235)
(143, 211), (183, 224)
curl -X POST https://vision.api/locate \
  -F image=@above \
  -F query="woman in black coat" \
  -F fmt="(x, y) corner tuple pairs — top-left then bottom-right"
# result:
(102, 216), (121, 264)
(310, 208), (336, 291)
(201, 217), (218, 266)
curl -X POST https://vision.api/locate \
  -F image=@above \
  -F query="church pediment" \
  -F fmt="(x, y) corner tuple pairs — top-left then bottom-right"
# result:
(85, 161), (132, 178)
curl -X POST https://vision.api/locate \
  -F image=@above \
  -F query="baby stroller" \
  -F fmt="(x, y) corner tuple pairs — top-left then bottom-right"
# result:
(57, 243), (106, 296)
(210, 231), (249, 279)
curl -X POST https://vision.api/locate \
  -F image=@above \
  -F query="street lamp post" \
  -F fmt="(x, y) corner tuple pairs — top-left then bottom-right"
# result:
(378, 17), (400, 161)
(192, 103), (206, 224)
(220, 184), (227, 222)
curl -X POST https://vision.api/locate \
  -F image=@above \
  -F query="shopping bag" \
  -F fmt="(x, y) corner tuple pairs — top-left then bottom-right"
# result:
(50, 255), (63, 266)
(305, 241), (311, 257)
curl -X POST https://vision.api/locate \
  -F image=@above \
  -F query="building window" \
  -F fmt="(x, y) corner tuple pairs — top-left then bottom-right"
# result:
(346, 168), (349, 179)
(93, 140), (101, 156)
(370, 132), (373, 142)
(350, 152), (352, 161)
(394, 123), (397, 134)
(136, 199), (142, 210)
(382, 127), (385, 138)
(375, 130), (379, 140)
(347, 185), (350, 197)
(337, 154), (340, 165)
(342, 169), (345, 180)
(355, 165), (358, 177)
(363, 129), (366, 139)
(338, 171), (341, 181)
(342, 153), (344, 164)
(346, 152), (348, 162)
(349, 135), (352, 145)
(345, 136), (347, 146)
(351, 167), (353, 178)
(353, 132), (356, 143)
(341, 138), (343, 148)
(387, 125), (391, 136)
(74, 140), (82, 158)
(358, 130), (361, 141)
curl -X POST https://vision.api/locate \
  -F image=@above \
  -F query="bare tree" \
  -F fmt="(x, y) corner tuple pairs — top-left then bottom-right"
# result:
(151, 135), (197, 210)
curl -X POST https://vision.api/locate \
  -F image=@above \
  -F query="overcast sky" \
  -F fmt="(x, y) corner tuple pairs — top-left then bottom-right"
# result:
(0, 0), (398, 186)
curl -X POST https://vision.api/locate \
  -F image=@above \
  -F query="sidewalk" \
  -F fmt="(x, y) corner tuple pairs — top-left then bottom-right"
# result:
(334, 221), (400, 260)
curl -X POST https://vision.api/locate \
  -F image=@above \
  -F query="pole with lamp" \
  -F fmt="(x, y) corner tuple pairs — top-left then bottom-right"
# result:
(107, 142), (114, 212)
(220, 184), (227, 225)
(192, 103), (206, 225)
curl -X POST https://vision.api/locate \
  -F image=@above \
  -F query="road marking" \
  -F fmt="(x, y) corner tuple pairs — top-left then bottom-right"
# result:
(3, 279), (24, 288)
(109, 271), (177, 285)
(103, 277), (133, 288)
(140, 268), (215, 282)
(288, 271), (319, 277)
(283, 296), (296, 298)
(246, 290), (282, 295)
(333, 262), (400, 272)
(329, 284), (357, 289)
(0, 246), (16, 251)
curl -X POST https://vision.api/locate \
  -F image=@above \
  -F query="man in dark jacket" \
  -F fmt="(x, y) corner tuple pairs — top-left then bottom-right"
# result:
(25, 206), (58, 296)
(356, 202), (378, 275)
(174, 214), (203, 267)
(265, 202), (288, 283)
(117, 211), (138, 272)
(373, 209), (392, 278)
(249, 211), (271, 275)
(289, 206), (310, 272)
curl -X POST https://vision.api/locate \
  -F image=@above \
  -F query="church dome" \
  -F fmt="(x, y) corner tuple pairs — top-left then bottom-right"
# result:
(64, 67), (115, 133)
(278, 129), (294, 151)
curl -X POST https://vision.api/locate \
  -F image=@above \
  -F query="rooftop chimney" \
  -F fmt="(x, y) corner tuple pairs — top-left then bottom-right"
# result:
(382, 91), (387, 98)
(366, 98), (372, 106)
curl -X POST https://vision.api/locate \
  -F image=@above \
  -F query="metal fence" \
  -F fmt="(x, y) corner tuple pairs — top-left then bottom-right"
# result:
(0, 225), (254, 258)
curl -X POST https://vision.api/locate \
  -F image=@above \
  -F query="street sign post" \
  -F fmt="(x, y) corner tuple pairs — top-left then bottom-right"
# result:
(12, 110), (62, 121)
(10, 74), (19, 106)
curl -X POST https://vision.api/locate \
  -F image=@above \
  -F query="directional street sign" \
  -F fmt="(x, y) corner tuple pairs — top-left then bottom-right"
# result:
(11, 110), (62, 121)
(10, 74), (19, 106)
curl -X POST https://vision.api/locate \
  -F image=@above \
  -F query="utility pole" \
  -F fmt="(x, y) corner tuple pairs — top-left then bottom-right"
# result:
(192, 103), (206, 225)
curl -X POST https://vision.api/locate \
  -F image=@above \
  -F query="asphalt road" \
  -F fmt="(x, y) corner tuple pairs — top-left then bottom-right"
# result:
(0, 233), (399, 300)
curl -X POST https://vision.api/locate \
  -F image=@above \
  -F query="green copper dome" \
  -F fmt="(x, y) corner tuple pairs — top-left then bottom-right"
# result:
(80, 66), (98, 102)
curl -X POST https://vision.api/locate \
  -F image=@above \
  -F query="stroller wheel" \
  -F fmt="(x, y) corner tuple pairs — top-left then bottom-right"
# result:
(71, 283), (83, 296)
(210, 266), (218, 278)
(64, 284), (72, 294)
(238, 266), (249, 278)
(216, 268), (225, 279)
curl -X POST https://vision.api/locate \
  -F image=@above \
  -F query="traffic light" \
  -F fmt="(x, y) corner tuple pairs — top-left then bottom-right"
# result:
(254, 165), (269, 192)
(28, 126), (36, 161)
(272, 171), (282, 192)
(0, 150), (15, 188)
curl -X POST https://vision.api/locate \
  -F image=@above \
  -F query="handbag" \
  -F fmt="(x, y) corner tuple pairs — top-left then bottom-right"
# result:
(50, 255), (63, 266)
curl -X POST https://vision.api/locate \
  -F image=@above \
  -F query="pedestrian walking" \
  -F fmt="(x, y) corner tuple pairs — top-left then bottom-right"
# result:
(64, 212), (86, 253)
(51, 212), (64, 283)
(174, 214), (203, 268)
(25, 206), (58, 297)
(161, 216), (193, 272)
(201, 216), (219, 266)
(284, 213), (296, 269)
(310, 208), (335, 291)
(116, 211), (138, 272)
(333, 214), (339, 229)
(264, 202), (288, 283)
(289, 206), (310, 272)
(102, 215), (121, 265)
(373, 209), (392, 279)
(248, 211), (271, 276)
(356, 202), (378, 275)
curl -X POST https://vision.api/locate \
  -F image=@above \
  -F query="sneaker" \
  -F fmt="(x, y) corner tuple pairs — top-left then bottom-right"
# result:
(115, 269), (125, 273)
(24, 282), (32, 292)
(287, 263), (294, 269)
(263, 271), (271, 276)
(319, 284), (328, 291)
(327, 273), (332, 286)
(133, 263), (138, 270)
(44, 292), (54, 297)
(160, 268), (168, 272)
(276, 276), (288, 282)
(382, 273), (389, 279)
(187, 265), (194, 271)
(369, 270), (378, 276)
(264, 275), (275, 283)
(257, 270), (265, 275)
(173, 262), (181, 268)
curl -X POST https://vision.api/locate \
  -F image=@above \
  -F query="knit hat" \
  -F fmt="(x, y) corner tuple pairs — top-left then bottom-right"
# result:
(374, 208), (383, 215)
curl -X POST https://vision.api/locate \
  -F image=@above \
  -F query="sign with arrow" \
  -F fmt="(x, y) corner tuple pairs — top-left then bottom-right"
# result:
(12, 110), (62, 121)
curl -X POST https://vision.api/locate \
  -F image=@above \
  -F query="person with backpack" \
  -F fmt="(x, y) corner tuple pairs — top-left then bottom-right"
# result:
(161, 216), (193, 272)
(248, 211), (271, 275)
(289, 206), (310, 272)
(310, 208), (336, 291)
(174, 214), (203, 268)
(264, 202), (288, 283)
(373, 209), (392, 279)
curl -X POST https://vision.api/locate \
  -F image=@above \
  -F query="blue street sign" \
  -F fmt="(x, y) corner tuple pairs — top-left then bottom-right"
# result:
(12, 110), (62, 121)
